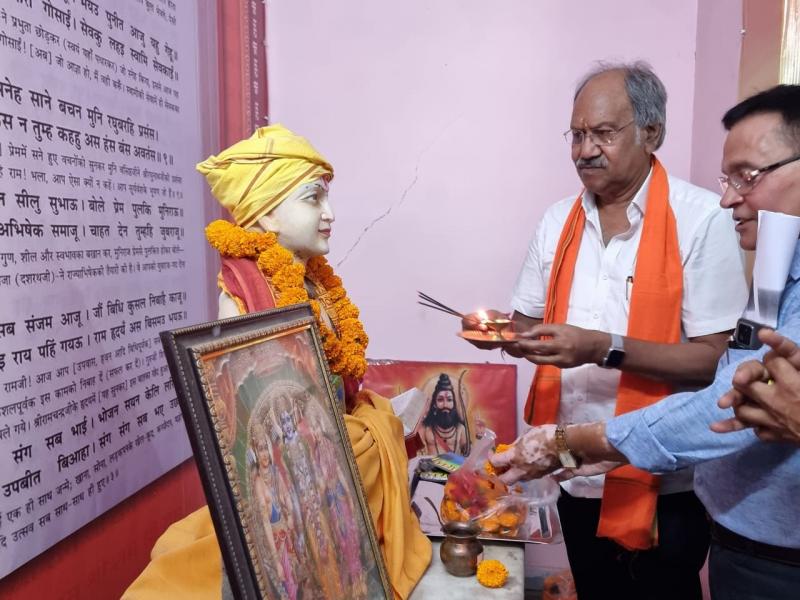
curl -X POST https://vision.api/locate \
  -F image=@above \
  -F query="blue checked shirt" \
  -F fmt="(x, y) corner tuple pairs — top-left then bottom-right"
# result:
(606, 241), (800, 548)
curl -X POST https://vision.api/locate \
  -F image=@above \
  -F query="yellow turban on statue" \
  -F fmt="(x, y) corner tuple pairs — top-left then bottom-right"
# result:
(196, 124), (333, 229)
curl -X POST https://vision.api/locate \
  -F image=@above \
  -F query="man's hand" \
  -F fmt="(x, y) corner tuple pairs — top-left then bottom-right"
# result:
(711, 329), (800, 444)
(511, 323), (609, 368)
(553, 460), (622, 482)
(711, 360), (769, 434)
(489, 425), (561, 485)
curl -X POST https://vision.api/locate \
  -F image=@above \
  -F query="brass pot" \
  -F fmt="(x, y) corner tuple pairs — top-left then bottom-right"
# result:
(440, 520), (483, 577)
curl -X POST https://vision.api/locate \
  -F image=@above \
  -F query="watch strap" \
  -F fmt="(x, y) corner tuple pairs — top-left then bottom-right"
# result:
(601, 332), (625, 368)
(555, 424), (578, 469)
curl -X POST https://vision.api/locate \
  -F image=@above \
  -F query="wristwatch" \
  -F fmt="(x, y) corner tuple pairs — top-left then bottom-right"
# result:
(555, 424), (579, 469)
(601, 333), (626, 369)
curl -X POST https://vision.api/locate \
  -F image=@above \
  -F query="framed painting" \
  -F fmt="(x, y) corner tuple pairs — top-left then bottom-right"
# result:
(161, 304), (391, 600)
(363, 360), (517, 457)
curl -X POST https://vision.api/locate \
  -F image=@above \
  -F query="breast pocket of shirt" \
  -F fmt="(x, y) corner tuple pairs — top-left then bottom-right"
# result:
(627, 273), (683, 328)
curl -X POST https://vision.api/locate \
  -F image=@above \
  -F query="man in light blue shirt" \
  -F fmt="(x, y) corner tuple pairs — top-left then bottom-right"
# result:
(713, 327), (800, 445)
(492, 85), (800, 599)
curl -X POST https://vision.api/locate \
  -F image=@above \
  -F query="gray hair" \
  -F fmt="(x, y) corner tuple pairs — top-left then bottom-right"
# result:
(575, 61), (667, 150)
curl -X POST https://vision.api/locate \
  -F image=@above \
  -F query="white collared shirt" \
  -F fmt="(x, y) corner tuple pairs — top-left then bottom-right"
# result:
(510, 171), (748, 497)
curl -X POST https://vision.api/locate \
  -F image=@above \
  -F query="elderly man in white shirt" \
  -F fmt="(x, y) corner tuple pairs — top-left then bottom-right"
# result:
(465, 61), (747, 600)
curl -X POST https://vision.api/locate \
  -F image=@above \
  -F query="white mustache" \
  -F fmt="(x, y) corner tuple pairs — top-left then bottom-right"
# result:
(576, 157), (608, 168)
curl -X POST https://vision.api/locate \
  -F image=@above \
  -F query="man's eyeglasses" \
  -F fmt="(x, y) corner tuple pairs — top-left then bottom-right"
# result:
(718, 154), (800, 194)
(563, 120), (635, 146)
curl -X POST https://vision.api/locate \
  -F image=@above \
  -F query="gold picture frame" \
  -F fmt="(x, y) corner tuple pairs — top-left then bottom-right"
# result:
(161, 304), (391, 600)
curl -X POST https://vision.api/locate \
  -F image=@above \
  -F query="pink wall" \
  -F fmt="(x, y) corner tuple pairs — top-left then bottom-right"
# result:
(264, 0), (743, 410)
(265, 0), (742, 589)
(266, 0), (709, 365)
(738, 0), (784, 98)
(690, 0), (744, 191)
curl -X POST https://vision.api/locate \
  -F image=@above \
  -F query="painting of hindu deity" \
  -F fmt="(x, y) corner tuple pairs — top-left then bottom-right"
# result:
(161, 305), (390, 600)
(363, 360), (517, 457)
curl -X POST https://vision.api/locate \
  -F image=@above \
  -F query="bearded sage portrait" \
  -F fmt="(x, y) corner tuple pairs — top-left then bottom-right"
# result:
(161, 304), (391, 600)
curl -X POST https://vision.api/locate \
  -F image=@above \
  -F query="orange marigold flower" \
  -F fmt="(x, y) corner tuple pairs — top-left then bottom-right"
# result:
(278, 289), (308, 307)
(309, 300), (321, 320)
(336, 303), (360, 320)
(206, 220), (248, 257)
(258, 246), (294, 274)
(484, 444), (512, 476)
(324, 339), (342, 359)
(326, 287), (346, 303)
(272, 265), (305, 291)
(348, 356), (367, 378)
(307, 256), (333, 277)
(254, 231), (277, 251)
(289, 263), (306, 279)
(476, 559), (508, 588)
(323, 274), (343, 288)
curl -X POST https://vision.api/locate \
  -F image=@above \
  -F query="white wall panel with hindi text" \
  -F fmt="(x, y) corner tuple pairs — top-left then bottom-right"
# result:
(0, 0), (208, 576)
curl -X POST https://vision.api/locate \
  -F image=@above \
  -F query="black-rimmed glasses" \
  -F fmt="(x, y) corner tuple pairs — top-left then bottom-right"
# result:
(718, 154), (800, 194)
(563, 120), (635, 146)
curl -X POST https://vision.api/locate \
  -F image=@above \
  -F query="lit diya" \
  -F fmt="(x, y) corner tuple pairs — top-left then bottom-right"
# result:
(416, 292), (518, 343)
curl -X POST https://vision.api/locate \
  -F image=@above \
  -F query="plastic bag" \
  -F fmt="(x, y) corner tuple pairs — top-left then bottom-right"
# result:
(440, 430), (528, 537)
(542, 569), (577, 600)
(520, 477), (563, 543)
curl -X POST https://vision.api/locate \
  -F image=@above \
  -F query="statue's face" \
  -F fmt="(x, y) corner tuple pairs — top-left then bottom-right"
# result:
(258, 179), (335, 260)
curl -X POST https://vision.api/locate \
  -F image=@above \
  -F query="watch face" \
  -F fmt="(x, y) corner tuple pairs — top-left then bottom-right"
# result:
(605, 348), (625, 369)
(558, 450), (578, 469)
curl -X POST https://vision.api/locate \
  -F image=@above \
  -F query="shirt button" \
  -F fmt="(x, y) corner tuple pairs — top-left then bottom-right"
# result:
(593, 313), (599, 319)
(602, 274), (608, 280)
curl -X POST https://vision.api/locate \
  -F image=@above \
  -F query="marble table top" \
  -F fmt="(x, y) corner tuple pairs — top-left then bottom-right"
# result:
(409, 538), (525, 599)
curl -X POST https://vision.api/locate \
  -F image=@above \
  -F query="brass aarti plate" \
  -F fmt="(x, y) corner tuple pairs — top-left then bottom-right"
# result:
(457, 330), (519, 344)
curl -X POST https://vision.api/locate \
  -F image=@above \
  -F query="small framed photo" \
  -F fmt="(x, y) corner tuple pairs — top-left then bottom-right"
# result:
(161, 304), (391, 600)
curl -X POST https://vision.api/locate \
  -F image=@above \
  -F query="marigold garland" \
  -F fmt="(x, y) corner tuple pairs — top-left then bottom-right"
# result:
(205, 220), (368, 379)
(476, 559), (509, 588)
